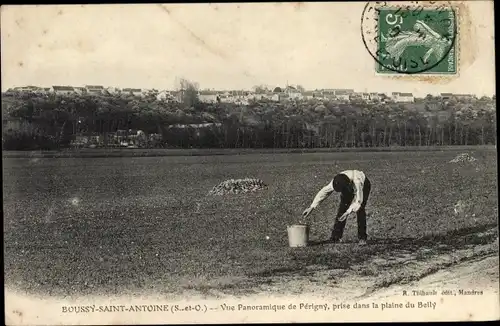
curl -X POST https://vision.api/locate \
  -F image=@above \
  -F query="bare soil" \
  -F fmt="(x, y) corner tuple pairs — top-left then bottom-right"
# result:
(3, 149), (498, 300)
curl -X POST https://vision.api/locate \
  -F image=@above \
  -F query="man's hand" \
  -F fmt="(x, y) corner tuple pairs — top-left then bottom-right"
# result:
(339, 202), (362, 222)
(338, 209), (353, 222)
(350, 202), (361, 213)
(302, 207), (314, 219)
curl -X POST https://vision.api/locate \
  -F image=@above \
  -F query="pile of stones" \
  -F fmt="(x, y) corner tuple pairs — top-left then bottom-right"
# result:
(208, 178), (267, 195)
(449, 153), (478, 163)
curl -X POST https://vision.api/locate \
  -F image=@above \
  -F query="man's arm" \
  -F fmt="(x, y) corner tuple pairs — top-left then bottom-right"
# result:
(338, 176), (364, 221)
(309, 181), (335, 209)
(352, 178), (364, 209)
(303, 181), (335, 220)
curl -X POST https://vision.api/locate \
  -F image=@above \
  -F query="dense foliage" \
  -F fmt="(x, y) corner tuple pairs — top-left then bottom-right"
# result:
(2, 90), (496, 150)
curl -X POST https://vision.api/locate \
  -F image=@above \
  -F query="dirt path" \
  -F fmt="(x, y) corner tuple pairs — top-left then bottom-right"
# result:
(366, 254), (499, 299)
(279, 250), (496, 301)
(209, 229), (500, 301)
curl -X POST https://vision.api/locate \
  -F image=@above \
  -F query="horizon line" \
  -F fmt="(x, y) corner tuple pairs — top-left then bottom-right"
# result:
(2, 84), (494, 98)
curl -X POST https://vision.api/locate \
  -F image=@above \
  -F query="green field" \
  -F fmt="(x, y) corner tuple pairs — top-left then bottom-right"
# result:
(3, 148), (498, 298)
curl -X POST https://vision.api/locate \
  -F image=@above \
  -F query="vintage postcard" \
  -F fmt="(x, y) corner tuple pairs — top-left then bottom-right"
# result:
(2, 1), (498, 325)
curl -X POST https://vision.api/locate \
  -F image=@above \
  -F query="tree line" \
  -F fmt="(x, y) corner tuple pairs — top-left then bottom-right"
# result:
(1, 89), (496, 150)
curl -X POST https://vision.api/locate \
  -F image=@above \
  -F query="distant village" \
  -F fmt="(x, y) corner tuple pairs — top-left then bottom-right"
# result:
(5, 84), (479, 105)
(2, 84), (492, 150)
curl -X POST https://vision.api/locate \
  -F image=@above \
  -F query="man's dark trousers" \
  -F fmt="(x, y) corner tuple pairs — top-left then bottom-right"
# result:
(331, 178), (371, 242)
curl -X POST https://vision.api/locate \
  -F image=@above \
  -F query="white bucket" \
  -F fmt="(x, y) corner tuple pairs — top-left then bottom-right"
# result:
(287, 224), (309, 247)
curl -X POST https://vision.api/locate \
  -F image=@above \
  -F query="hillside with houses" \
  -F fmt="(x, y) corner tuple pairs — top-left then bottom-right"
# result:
(8, 83), (484, 106)
(8, 84), (428, 104)
(2, 83), (495, 150)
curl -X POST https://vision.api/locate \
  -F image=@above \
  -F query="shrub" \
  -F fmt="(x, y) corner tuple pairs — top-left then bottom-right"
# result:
(2, 123), (58, 150)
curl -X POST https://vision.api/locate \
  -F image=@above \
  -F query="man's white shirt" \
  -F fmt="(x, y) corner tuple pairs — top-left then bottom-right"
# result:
(309, 170), (366, 219)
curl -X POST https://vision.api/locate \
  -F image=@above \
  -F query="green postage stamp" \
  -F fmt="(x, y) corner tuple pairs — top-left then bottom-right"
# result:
(361, 1), (458, 75)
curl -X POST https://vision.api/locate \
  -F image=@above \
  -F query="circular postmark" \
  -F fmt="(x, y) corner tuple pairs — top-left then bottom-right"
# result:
(361, 1), (457, 74)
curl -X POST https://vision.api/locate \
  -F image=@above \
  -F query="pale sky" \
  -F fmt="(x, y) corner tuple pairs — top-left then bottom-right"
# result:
(1, 2), (496, 97)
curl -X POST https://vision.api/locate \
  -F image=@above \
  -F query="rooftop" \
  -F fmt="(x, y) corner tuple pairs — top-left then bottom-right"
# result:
(323, 89), (354, 92)
(52, 86), (75, 91)
(199, 91), (219, 95)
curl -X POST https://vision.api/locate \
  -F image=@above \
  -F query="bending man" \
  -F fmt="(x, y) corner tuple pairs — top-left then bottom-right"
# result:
(302, 170), (371, 245)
